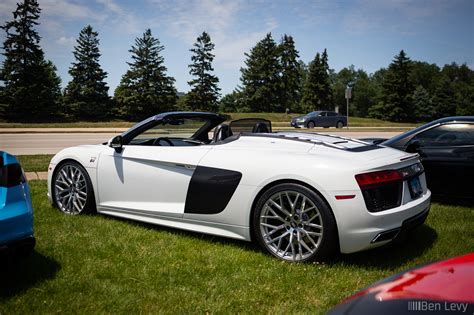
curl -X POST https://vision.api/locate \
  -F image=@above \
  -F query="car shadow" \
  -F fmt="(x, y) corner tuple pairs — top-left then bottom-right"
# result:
(105, 214), (439, 268)
(106, 215), (263, 254)
(0, 251), (61, 298)
(331, 225), (438, 269)
(431, 196), (473, 207)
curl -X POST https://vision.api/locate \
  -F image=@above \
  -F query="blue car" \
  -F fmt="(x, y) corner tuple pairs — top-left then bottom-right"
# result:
(0, 151), (35, 259)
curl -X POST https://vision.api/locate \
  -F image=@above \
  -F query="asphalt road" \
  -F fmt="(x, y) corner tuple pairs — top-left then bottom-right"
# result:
(0, 131), (402, 155)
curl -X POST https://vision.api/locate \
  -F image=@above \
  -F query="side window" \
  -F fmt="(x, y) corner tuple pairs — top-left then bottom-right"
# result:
(319, 112), (327, 117)
(411, 124), (474, 147)
(327, 112), (337, 117)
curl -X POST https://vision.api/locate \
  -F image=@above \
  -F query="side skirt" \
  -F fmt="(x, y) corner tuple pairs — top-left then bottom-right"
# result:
(97, 206), (251, 241)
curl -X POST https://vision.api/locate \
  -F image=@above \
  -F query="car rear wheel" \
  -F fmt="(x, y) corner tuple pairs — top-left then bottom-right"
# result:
(53, 161), (96, 215)
(336, 121), (344, 128)
(253, 183), (338, 262)
(307, 121), (315, 128)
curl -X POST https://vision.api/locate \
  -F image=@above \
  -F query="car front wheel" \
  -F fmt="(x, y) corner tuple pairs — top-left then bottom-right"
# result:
(307, 121), (315, 128)
(253, 183), (338, 262)
(53, 161), (96, 215)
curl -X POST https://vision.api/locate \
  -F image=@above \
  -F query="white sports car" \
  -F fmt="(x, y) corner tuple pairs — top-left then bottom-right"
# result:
(47, 112), (431, 262)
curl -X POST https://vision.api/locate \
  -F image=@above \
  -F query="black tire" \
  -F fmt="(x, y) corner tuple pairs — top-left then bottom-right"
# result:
(307, 121), (315, 128)
(253, 183), (338, 262)
(336, 121), (344, 128)
(52, 161), (96, 215)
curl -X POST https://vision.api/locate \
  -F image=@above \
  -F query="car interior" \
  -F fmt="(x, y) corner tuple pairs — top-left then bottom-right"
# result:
(127, 118), (272, 147)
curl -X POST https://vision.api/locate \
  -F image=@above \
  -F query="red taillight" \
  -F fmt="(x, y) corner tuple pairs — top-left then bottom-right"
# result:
(355, 170), (403, 189)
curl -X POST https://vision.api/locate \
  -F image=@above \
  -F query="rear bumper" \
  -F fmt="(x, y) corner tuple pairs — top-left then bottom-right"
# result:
(336, 189), (431, 254)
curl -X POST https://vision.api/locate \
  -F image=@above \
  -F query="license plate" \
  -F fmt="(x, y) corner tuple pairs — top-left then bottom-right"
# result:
(409, 176), (423, 199)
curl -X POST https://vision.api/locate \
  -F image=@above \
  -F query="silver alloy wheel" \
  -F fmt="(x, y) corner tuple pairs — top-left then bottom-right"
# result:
(54, 164), (88, 214)
(259, 190), (323, 261)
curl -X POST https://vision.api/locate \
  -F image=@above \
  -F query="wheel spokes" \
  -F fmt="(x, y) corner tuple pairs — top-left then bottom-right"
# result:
(259, 190), (324, 262)
(54, 165), (88, 215)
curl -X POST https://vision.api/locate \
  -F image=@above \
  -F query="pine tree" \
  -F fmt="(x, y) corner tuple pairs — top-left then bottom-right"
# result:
(115, 29), (177, 120)
(240, 33), (280, 112)
(186, 32), (220, 112)
(379, 50), (414, 122)
(278, 35), (302, 113)
(64, 25), (109, 120)
(413, 85), (435, 121)
(433, 77), (457, 118)
(301, 49), (332, 112)
(0, 0), (61, 121)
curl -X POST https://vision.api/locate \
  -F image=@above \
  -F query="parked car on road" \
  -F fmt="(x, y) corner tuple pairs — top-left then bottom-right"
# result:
(0, 151), (35, 260)
(361, 116), (474, 200)
(291, 111), (347, 128)
(48, 111), (430, 262)
(328, 253), (474, 315)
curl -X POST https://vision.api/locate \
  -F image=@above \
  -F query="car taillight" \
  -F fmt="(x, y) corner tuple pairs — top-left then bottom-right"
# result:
(355, 170), (403, 189)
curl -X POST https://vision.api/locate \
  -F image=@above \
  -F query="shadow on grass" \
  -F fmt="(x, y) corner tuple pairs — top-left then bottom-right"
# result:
(101, 213), (438, 268)
(0, 251), (61, 299)
(333, 225), (438, 269)
(102, 214), (262, 254)
(431, 196), (473, 207)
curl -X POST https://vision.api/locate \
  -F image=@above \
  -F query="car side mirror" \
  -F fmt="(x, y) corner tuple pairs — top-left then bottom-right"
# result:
(108, 135), (123, 152)
(406, 139), (421, 153)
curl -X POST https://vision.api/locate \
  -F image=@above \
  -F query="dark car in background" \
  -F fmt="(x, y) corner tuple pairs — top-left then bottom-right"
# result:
(362, 116), (474, 200)
(291, 111), (347, 128)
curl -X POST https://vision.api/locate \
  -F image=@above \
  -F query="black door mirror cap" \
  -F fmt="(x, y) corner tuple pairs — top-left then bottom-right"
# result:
(109, 135), (123, 152)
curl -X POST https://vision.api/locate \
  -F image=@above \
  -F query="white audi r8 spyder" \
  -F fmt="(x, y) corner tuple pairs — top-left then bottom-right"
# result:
(47, 112), (431, 262)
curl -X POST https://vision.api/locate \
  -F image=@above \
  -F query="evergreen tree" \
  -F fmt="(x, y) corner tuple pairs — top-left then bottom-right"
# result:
(378, 50), (414, 122)
(301, 49), (332, 112)
(278, 35), (302, 112)
(186, 32), (220, 112)
(433, 77), (457, 118)
(114, 29), (177, 120)
(413, 85), (435, 121)
(239, 33), (280, 112)
(0, 0), (61, 121)
(64, 25), (109, 120)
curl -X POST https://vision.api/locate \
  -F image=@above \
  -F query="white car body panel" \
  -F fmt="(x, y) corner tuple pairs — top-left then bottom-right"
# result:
(48, 127), (431, 254)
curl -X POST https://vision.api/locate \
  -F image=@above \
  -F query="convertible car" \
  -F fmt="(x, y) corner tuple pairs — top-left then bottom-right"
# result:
(47, 112), (431, 262)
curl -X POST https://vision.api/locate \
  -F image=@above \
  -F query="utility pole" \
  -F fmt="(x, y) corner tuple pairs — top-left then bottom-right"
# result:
(345, 86), (352, 129)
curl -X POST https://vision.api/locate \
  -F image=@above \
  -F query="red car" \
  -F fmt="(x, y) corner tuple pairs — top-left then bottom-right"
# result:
(329, 253), (474, 314)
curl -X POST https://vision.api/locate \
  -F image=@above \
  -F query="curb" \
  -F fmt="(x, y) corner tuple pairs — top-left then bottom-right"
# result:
(25, 171), (48, 181)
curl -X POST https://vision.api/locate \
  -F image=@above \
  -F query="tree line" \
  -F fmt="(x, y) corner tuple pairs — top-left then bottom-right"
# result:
(1, 0), (473, 123)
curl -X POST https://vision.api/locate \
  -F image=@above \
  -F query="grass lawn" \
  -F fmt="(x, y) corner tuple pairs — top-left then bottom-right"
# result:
(0, 113), (419, 128)
(1, 181), (473, 313)
(17, 155), (54, 172)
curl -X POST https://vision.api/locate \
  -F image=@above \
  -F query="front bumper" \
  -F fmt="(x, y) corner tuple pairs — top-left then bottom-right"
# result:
(291, 120), (305, 128)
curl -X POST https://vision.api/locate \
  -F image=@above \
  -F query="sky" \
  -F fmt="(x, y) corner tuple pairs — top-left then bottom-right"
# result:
(0, 0), (473, 96)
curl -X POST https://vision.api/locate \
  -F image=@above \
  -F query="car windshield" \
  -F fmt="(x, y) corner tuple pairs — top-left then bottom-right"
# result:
(128, 117), (210, 146)
(306, 111), (321, 117)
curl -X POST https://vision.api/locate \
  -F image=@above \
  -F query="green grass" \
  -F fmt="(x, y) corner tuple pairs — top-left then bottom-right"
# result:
(1, 181), (473, 313)
(0, 113), (419, 128)
(17, 155), (54, 172)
